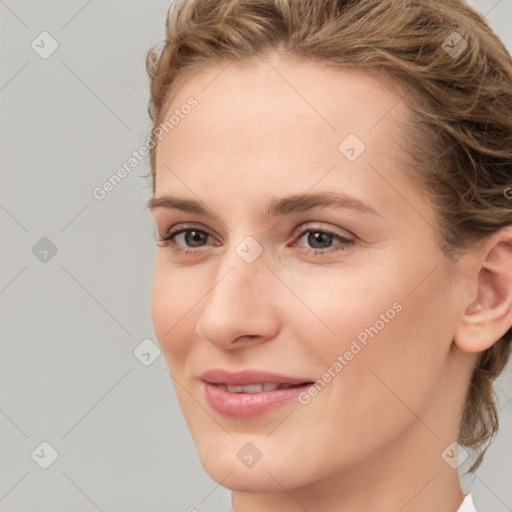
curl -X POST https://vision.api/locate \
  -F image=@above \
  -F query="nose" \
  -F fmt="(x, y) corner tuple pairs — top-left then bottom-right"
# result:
(195, 240), (280, 350)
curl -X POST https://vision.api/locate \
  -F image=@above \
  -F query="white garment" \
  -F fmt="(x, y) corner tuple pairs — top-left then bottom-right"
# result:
(456, 493), (478, 512)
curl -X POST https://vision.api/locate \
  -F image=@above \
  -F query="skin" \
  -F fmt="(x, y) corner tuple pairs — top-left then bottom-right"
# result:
(149, 51), (512, 512)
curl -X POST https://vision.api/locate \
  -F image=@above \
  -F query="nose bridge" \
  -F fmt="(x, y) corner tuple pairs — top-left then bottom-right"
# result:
(195, 234), (278, 346)
(210, 235), (269, 310)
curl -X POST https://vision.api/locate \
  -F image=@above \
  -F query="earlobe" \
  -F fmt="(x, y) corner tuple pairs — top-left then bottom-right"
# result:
(453, 230), (512, 354)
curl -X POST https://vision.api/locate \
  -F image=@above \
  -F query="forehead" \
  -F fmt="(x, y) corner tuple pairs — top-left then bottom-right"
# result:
(154, 53), (412, 205)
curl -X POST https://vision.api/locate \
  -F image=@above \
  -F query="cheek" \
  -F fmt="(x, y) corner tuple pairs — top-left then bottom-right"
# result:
(301, 258), (455, 417)
(329, 264), (456, 440)
(150, 256), (200, 363)
(283, 260), (399, 356)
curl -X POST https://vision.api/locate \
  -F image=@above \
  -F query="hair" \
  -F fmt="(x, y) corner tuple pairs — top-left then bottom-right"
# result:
(145, 0), (512, 472)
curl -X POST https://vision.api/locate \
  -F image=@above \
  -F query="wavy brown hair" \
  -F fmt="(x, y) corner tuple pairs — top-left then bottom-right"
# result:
(145, 0), (512, 472)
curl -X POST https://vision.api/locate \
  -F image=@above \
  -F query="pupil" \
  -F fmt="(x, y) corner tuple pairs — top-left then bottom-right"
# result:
(186, 231), (205, 247)
(309, 231), (332, 249)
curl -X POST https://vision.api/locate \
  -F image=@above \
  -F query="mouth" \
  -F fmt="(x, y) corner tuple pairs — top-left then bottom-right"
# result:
(199, 368), (316, 418)
(201, 375), (315, 418)
(208, 382), (313, 393)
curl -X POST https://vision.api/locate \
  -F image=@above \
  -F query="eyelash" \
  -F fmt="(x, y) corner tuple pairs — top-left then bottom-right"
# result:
(156, 224), (355, 258)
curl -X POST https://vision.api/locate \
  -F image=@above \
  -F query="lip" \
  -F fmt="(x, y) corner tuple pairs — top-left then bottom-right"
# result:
(199, 369), (314, 419)
(199, 368), (312, 386)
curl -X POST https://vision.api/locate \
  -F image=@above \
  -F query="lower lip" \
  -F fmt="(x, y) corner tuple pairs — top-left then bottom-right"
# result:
(202, 381), (311, 418)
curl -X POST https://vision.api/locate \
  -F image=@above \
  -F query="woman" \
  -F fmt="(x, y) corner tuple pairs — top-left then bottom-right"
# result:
(144, 0), (512, 510)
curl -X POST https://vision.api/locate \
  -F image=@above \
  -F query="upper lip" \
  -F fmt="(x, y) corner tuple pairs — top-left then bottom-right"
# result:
(199, 369), (314, 386)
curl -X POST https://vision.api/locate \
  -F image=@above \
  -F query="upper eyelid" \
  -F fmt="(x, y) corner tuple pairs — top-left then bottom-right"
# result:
(160, 223), (217, 240)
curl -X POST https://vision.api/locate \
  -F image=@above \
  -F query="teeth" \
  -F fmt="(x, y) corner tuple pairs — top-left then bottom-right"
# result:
(211, 382), (307, 393)
(222, 383), (281, 393)
(226, 385), (246, 393)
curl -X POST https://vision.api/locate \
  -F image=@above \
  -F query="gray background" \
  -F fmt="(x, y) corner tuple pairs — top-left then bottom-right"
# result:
(0, 1), (511, 511)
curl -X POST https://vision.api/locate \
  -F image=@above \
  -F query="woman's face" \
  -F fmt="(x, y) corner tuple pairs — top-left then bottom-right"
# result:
(150, 53), (470, 493)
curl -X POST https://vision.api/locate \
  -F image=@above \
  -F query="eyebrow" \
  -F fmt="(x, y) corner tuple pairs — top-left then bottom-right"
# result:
(147, 190), (381, 218)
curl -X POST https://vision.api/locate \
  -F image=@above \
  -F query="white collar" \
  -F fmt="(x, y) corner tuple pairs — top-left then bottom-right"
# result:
(456, 493), (478, 512)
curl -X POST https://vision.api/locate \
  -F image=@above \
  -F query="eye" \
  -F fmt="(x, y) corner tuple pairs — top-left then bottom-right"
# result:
(292, 225), (355, 256)
(155, 223), (355, 257)
(156, 225), (214, 255)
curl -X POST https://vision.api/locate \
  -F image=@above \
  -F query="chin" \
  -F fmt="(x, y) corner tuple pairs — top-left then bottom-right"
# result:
(215, 471), (277, 492)
(194, 439), (318, 492)
(202, 461), (290, 492)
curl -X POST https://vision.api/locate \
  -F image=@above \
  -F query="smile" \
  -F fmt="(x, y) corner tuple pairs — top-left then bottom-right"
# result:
(199, 368), (315, 418)
(202, 381), (314, 418)
(212, 382), (306, 393)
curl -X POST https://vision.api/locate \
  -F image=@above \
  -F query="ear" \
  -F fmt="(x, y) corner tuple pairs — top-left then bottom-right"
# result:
(454, 226), (512, 353)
